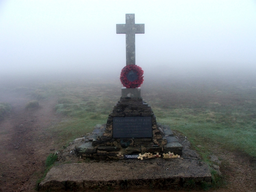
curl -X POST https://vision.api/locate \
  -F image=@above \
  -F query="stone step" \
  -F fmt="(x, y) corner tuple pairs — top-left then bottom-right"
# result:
(39, 159), (211, 191)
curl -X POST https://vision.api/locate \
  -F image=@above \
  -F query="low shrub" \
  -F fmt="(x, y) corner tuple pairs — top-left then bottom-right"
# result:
(25, 100), (39, 110)
(0, 103), (12, 120)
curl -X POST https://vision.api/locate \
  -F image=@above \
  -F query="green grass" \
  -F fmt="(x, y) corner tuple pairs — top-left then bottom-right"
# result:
(50, 115), (107, 146)
(48, 82), (118, 145)
(156, 107), (256, 158)
(141, 80), (256, 158)
(45, 153), (58, 167)
(36, 153), (58, 190)
(37, 79), (256, 159)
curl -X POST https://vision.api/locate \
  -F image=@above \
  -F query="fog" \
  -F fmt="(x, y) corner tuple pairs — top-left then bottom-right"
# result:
(1, 0), (256, 84)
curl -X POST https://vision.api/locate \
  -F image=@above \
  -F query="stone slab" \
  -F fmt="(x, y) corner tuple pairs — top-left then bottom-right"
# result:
(162, 128), (174, 136)
(92, 128), (104, 135)
(164, 142), (183, 154)
(165, 142), (183, 148)
(39, 158), (211, 191)
(164, 136), (178, 143)
(88, 134), (98, 141)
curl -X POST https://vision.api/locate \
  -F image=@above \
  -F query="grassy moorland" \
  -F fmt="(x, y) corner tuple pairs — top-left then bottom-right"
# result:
(56, 77), (256, 160)
(3, 75), (256, 159)
(143, 78), (256, 159)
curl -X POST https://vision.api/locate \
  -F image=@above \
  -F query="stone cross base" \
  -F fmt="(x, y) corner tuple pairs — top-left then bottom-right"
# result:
(121, 87), (141, 98)
(75, 98), (183, 160)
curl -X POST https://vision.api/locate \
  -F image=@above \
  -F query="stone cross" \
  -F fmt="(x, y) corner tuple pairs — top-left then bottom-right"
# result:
(116, 14), (145, 65)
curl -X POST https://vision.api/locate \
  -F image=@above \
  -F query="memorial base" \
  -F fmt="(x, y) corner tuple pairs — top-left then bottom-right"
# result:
(39, 158), (211, 191)
(75, 97), (183, 160)
(39, 129), (211, 191)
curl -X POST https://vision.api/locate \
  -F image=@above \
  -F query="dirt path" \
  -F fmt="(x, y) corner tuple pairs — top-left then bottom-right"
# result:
(0, 93), (61, 192)
(0, 92), (255, 192)
(212, 150), (256, 192)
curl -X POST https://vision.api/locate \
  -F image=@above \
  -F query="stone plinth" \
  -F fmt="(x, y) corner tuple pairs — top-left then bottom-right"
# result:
(73, 94), (182, 159)
(75, 97), (183, 160)
(39, 158), (211, 191)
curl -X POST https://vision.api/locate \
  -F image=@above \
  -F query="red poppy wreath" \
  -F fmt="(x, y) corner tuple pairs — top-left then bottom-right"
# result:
(120, 65), (144, 88)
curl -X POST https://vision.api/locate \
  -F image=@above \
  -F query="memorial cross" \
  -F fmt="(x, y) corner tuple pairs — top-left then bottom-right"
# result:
(116, 14), (145, 65)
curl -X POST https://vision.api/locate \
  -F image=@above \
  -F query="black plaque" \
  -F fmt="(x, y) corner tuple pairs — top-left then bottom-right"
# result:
(113, 116), (152, 138)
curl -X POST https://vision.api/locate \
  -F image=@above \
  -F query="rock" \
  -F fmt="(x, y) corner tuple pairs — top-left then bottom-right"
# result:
(74, 137), (85, 143)
(76, 142), (96, 154)
(88, 134), (98, 141)
(163, 136), (178, 143)
(212, 164), (222, 175)
(97, 146), (120, 152)
(162, 128), (173, 136)
(163, 142), (183, 155)
(125, 146), (141, 154)
(209, 154), (221, 165)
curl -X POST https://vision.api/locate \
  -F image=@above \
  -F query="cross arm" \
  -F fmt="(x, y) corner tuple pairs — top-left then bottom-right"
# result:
(116, 24), (145, 34)
(116, 24), (126, 34)
(134, 24), (145, 34)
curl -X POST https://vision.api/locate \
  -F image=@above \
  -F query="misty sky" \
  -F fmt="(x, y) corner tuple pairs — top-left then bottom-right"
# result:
(0, 0), (256, 78)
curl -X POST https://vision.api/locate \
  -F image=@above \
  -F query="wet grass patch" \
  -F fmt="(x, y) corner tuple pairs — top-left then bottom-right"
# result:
(157, 107), (256, 158)
(36, 153), (58, 191)
(49, 114), (107, 146)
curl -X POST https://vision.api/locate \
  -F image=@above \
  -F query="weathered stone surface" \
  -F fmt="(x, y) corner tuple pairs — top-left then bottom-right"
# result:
(54, 128), (210, 190)
(163, 142), (183, 155)
(88, 134), (98, 141)
(164, 136), (178, 143)
(162, 128), (174, 136)
(39, 158), (211, 191)
(97, 146), (120, 152)
(76, 142), (96, 154)
(125, 146), (141, 154)
(92, 128), (104, 135)
(73, 137), (86, 144)
(165, 142), (183, 148)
